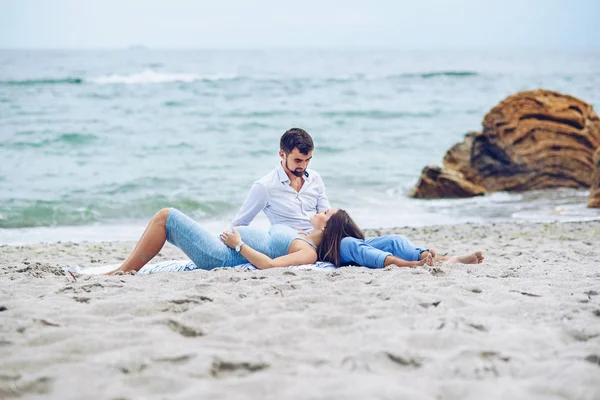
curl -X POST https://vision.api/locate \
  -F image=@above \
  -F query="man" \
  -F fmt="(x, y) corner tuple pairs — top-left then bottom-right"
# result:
(231, 128), (433, 268)
(231, 127), (329, 232)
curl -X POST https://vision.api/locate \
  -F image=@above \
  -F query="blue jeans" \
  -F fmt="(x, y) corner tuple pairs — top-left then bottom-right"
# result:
(339, 235), (428, 269)
(166, 208), (297, 269)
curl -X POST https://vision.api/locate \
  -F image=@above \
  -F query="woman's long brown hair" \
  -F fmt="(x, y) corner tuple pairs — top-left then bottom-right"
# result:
(318, 210), (364, 267)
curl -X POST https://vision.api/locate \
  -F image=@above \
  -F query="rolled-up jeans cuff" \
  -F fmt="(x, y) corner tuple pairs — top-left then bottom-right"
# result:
(375, 251), (392, 268)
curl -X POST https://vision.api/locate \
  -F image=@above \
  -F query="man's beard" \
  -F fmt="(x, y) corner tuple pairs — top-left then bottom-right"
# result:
(286, 159), (305, 177)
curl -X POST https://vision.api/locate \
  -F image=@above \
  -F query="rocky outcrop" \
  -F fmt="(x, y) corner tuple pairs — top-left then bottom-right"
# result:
(410, 166), (486, 199)
(410, 90), (600, 207)
(589, 148), (600, 208)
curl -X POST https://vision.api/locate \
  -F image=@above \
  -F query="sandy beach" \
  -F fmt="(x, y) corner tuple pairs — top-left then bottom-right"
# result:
(1, 221), (599, 399)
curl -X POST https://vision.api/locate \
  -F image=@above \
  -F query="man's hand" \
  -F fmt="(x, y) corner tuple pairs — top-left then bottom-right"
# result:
(220, 228), (242, 249)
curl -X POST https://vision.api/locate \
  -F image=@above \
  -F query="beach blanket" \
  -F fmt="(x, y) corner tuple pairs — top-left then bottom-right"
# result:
(64, 259), (338, 275)
(140, 260), (338, 273)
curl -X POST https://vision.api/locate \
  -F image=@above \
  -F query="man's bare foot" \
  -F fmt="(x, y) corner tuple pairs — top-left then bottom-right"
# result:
(447, 251), (484, 265)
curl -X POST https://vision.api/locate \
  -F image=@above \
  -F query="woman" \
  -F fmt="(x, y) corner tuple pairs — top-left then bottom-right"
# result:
(108, 207), (352, 274)
(108, 207), (480, 275)
(318, 210), (484, 268)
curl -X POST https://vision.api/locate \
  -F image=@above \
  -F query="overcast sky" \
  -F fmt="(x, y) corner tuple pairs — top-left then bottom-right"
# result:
(1, 0), (599, 49)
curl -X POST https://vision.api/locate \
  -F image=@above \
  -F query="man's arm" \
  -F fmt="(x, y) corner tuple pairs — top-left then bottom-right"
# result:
(315, 173), (331, 212)
(230, 183), (269, 227)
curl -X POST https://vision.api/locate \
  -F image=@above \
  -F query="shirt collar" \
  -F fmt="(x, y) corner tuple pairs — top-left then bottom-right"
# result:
(277, 162), (310, 183)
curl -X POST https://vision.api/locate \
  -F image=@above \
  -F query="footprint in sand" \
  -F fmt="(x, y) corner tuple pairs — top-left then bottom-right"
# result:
(118, 363), (147, 374)
(383, 352), (423, 369)
(585, 355), (600, 366)
(0, 376), (53, 398)
(162, 297), (213, 313)
(152, 354), (196, 364)
(59, 282), (122, 294)
(210, 359), (269, 378)
(165, 319), (204, 337)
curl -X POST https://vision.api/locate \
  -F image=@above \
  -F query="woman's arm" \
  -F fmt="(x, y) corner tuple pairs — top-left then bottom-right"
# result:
(220, 228), (317, 269)
(240, 245), (317, 269)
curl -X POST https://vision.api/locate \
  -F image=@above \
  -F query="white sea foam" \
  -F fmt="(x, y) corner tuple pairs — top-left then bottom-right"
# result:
(84, 71), (480, 85)
(0, 215), (270, 245)
(88, 70), (238, 85)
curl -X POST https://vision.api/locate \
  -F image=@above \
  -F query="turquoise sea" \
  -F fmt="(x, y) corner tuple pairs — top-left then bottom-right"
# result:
(1, 49), (599, 244)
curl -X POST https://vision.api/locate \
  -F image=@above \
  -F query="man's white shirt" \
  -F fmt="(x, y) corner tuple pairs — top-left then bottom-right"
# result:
(231, 163), (330, 232)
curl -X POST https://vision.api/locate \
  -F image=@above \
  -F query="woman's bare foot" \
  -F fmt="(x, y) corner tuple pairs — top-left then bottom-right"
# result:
(447, 251), (484, 265)
(414, 252), (432, 267)
(106, 268), (122, 276)
(429, 249), (437, 265)
(426, 253), (434, 266)
(476, 251), (484, 263)
(419, 251), (435, 266)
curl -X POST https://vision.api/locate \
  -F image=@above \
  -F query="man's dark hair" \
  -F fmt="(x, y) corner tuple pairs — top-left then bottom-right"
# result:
(280, 128), (314, 155)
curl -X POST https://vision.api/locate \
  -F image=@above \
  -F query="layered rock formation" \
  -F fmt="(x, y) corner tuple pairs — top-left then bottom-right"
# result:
(410, 90), (600, 207)
(589, 148), (600, 208)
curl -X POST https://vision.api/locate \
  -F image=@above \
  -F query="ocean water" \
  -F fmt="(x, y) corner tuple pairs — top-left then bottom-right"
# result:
(1, 49), (599, 244)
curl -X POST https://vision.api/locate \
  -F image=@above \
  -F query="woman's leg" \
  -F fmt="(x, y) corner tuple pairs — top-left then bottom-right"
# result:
(445, 251), (484, 264)
(108, 208), (171, 274)
(365, 235), (427, 263)
(421, 249), (484, 264)
(365, 235), (484, 265)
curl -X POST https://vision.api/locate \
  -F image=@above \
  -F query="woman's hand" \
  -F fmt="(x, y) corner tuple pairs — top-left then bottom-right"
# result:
(220, 228), (242, 249)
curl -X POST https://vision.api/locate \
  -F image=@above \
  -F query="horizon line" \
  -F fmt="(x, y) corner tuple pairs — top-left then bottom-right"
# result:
(1, 44), (599, 52)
